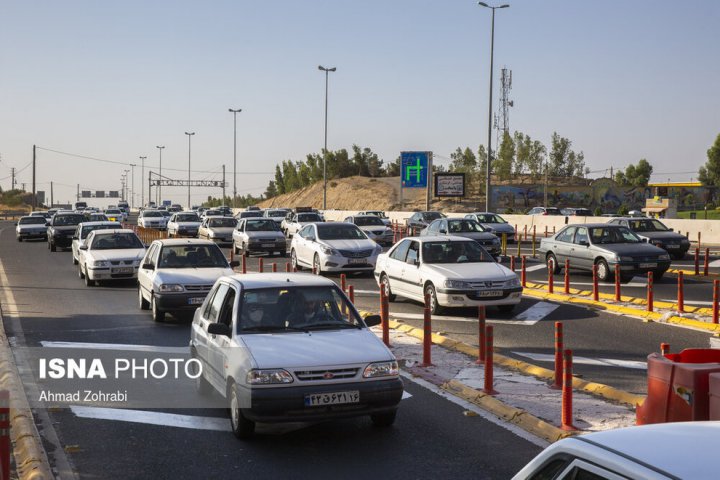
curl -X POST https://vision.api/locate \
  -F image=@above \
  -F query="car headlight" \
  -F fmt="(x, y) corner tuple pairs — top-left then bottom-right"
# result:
(444, 279), (470, 289)
(651, 240), (663, 247)
(618, 256), (634, 262)
(320, 245), (339, 256)
(374, 244), (383, 254)
(363, 361), (399, 378)
(158, 284), (185, 292)
(505, 277), (520, 288)
(681, 239), (690, 245)
(492, 237), (500, 244)
(659, 254), (670, 261)
(92, 260), (109, 267)
(246, 369), (294, 385)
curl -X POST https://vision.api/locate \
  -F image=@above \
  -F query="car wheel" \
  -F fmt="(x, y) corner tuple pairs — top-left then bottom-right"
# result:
(498, 304), (515, 313)
(278, 250), (287, 258)
(17, 237), (22, 242)
(424, 283), (443, 315)
(671, 252), (685, 260)
(380, 274), (396, 302)
(78, 263), (85, 279)
(229, 382), (255, 439)
(620, 274), (634, 284)
(546, 253), (561, 275)
(151, 295), (165, 323)
(72, 254), (78, 265)
(370, 410), (397, 427)
(653, 270), (666, 281)
(291, 249), (300, 271)
(50, 241), (56, 252)
(84, 266), (95, 287)
(138, 286), (150, 310)
(596, 259), (611, 282)
(313, 254), (322, 275)
(242, 243), (250, 257)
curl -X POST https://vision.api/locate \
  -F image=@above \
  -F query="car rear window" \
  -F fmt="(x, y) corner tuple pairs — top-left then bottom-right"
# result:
(90, 232), (144, 249)
(54, 214), (85, 226)
(19, 217), (47, 225)
(422, 241), (493, 263)
(246, 220), (279, 231)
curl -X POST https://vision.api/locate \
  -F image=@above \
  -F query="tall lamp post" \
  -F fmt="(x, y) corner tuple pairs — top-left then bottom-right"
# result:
(185, 132), (195, 210)
(318, 65), (336, 210)
(228, 108), (242, 207)
(139, 156), (146, 207)
(478, 2), (509, 212)
(129, 163), (136, 209)
(155, 145), (165, 205)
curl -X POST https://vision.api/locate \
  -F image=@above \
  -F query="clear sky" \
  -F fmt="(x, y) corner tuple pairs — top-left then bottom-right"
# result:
(1, 0), (718, 207)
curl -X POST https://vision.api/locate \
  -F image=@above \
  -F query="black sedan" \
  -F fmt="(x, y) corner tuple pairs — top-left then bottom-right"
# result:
(607, 217), (690, 260)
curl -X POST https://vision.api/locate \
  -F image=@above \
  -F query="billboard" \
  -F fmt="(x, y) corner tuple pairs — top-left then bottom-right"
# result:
(401, 152), (430, 188)
(435, 173), (465, 197)
(108, 191), (119, 198)
(96, 191), (105, 198)
(81, 190), (92, 198)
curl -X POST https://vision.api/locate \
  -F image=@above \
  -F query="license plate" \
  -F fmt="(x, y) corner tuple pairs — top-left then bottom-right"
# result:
(348, 258), (366, 265)
(666, 245), (679, 249)
(111, 267), (133, 274)
(477, 290), (503, 297)
(261, 243), (274, 247)
(639, 263), (657, 269)
(304, 390), (360, 407)
(188, 297), (205, 305)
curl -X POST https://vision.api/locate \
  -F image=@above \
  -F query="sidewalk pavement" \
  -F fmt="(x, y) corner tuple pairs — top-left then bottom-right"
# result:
(370, 321), (638, 444)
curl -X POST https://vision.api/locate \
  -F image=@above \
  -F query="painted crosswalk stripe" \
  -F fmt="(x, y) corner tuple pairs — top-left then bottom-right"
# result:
(40, 341), (187, 354)
(525, 264), (547, 272)
(71, 406), (231, 431)
(512, 351), (647, 370)
(390, 303), (556, 326)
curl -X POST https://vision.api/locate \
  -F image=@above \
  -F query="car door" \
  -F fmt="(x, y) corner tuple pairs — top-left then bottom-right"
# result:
(384, 239), (411, 296)
(233, 219), (244, 247)
(400, 241), (423, 301)
(168, 214), (176, 234)
(138, 243), (160, 299)
(299, 225), (317, 265)
(202, 283), (233, 390)
(552, 226), (576, 265)
(569, 226), (592, 270)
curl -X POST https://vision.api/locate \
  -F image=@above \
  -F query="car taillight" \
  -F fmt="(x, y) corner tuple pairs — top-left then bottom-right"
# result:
(543, 212), (548, 215)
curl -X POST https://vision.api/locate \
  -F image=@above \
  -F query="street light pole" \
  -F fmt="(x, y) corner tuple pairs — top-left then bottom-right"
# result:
(185, 132), (195, 210)
(155, 146), (165, 205)
(318, 65), (336, 211)
(228, 108), (242, 207)
(478, 2), (509, 212)
(139, 156), (146, 207)
(129, 164), (136, 209)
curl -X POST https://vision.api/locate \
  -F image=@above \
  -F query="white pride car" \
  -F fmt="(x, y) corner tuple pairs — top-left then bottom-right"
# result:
(77, 229), (146, 286)
(167, 212), (202, 238)
(290, 222), (382, 275)
(374, 236), (522, 314)
(189, 273), (403, 439)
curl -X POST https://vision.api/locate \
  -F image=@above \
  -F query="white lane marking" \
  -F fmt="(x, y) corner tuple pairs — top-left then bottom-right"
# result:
(351, 289), (380, 295)
(390, 304), (555, 326)
(70, 406), (231, 431)
(513, 302), (559, 324)
(40, 341), (187, 354)
(525, 264), (547, 272)
(402, 391), (412, 400)
(710, 260), (720, 267)
(532, 280), (647, 288)
(659, 299), (715, 306)
(512, 352), (647, 370)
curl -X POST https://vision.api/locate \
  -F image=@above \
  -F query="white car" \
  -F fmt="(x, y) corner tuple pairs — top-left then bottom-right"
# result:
(290, 222), (382, 275)
(358, 210), (391, 226)
(513, 421), (720, 479)
(263, 208), (291, 226)
(137, 239), (237, 322)
(138, 210), (168, 230)
(77, 229), (146, 286)
(344, 215), (394, 246)
(189, 273), (403, 438)
(15, 216), (49, 241)
(71, 221), (122, 264)
(198, 216), (238, 245)
(167, 212), (202, 238)
(374, 236), (522, 314)
(232, 218), (286, 257)
(104, 208), (125, 223)
(282, 211), (324, 238)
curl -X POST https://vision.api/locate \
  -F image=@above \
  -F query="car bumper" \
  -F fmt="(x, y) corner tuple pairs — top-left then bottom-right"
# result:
(175, 230), (198, 237)
(51, 235), (73, 247)
(610, 260), (672, 274)
(87, 267), (139, 281)
(154, 292), (209, 311)
(657, 244), (690, 255)
(18, 231), (47, 239)
(247, 242), (287, 253)
(321, 254), (378, 271)
(239, 378), (403, 423)
(436, 286), (523, 307)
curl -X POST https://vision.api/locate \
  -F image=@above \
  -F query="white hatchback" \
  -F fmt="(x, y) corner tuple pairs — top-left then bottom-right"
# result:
(71, 221), (122, 265)
(77, 229), (146, 286)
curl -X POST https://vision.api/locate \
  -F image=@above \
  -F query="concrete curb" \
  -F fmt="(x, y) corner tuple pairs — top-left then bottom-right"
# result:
(0, 306), (54, 480)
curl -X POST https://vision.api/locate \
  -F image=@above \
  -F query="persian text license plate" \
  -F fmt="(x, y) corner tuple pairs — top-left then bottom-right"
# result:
(477, 290), (503, 297)
(639, 263), (657, 269)
(188, 297), (205, 305)
(111, 267), (134, 274)
(261, 243), (275, 248)
(348, 258), (367, 265)
(304, 391), (360, 407)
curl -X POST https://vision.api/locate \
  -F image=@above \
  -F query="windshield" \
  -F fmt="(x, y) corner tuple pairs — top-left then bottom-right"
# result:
(90, 232), (144, 250)
(106, 210), (122, 215)
(366, 211), (387, 218)
(238, 286), (361, 333)
(176, 214), (200, 222)
(246, 220), (280, 231)
(447, 220), (485, 233)
(81, 223), (121, 238)
(54, 214), (85, 226)
(422, 241), (493, 263)
(422, 212), (443, 222)
(629, 219), (670, 232)
(317, 224), (366, 240)
(590, 227), (641, 244)
(239, 211), (263, 218)
(143, 211), (163, 218)
(158, 244), (229, 268)
(19, 217), (47, 225)
(476, 214), (505, 224)
(297, 213), (322, 222)
(354, 216), (385, 227)
(208, 218), (237, 228)
(266, 210), (288, 217)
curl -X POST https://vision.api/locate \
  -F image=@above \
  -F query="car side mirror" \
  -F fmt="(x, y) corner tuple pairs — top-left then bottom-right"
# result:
(642, 238), (648, 243)
(142, 263), (154, 270)
(578, 240), (589, 247)
(229, 260), (240, 268)
(72, 236), (79, 240)
(669, 228), (674, 232)
(79, 245), (88, 250)
(364, 314), (382, 327)
(208, 323), (231, 337)
(439, 229), (447, 234)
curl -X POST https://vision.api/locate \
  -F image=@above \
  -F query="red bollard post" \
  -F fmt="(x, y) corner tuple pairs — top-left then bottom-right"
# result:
(523, 225), (528, 241)
(704, 247), (710, 276)
(532, 225), (536, 243)
(229, 247), (235, 264)
(258, 257), (264, 273)
(553, 226), (556, 235)
(592, 264), (599, 301)
(510, 255), (516, 272)
(475, 306), (487, 364)
(553, 322), (563, 389)
(677, 271), (684, 313)
(564, 259), (570, 294)
(521, 255), (527, 287)
(713, 280), (719, 324)
(0, 390), (8, 480)
(545, 225), (548, 238)
(348, 285), (355, 305)
(614, 264), (621, 301)
(483, 325), (497, 395)
(561, 349), (577, 431)
(380, 289), (390, 346)
(272, 262), (277, 273)
(647, 271), (654, 312)
(660, 343), (670, 355)
(420, 294), (433, 367)
(695, 248), (700, 275)
(341, 273), (347, 293)
(548, 262), (554, 293)
(241, 255), (247, 274)
(285, 262), (291, 272)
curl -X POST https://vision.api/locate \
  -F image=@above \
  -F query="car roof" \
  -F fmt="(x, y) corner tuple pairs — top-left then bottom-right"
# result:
(352, 215), (382, 219)
(90, 229), (136, 235)
(151, 238), (218, 247)
(225, 272), (336, 290)
(400, 235), (479, 243)
(19, 215), (44, 220)
(569, 421), (720, 478)
(610, 217), (656, 221)
(79, 221), (122, 226)
(563, 223), (620, 229)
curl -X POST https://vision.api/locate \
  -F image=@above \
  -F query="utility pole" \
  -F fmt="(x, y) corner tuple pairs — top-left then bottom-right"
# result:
(50, 181), (54, 208)
(156, 146), (165, 205)
(129, 164), (136, 209)
(148, 172), (152, 207)
(229, 108), (242, 207)
(76, 184), (80, 203)
(32, 144), (36, 209)
(222, 164), (226, 205)
(139, 156), (146, 207)
(544, 161), (549, 207)
(10, 168), (15, 190)
(185, 132), (195, 210)
(123, 170), (129, 202)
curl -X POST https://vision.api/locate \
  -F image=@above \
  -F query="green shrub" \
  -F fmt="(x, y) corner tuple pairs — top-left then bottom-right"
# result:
(594, 207), (603, 216)
(617, 204), (629, 216)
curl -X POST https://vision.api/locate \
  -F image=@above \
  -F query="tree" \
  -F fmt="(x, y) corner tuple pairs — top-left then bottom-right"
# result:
(350, 145), (383, 177)
(385, 156), (401, 176)
(548, 132), (585, 177)
(264, 181), (278, 198)
(699, 134), (720, 186)
(274, 165), (285, 194)
(495, 131), (515, 181)
(615, 159), (653, 187)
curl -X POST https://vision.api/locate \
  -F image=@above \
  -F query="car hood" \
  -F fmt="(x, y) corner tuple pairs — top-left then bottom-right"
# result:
(424, 262), (514, 281)
(175, 222), (201, 228)
(447, 232), (497, 241)
(18, 224), (47, 231)
(322, 238), (377, 250)
(207, 227), (235, 235)
(89, 248), (146, 261)
(358, 225), (389, 233)
(593, 243), (667, 256)
(52, 225), (79, 231)
(636, 231), (687, 241)
(481, 223), (514, 233)
(155, 267), (233, 284)
(240, 329), (393, 368)
(246, 231), (284, 239)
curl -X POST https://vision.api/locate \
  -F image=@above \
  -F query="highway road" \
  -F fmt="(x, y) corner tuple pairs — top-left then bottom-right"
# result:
(0, 221), (543, 479)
